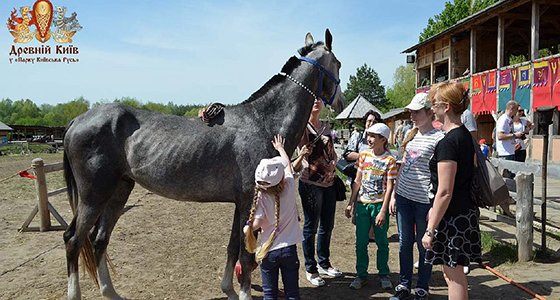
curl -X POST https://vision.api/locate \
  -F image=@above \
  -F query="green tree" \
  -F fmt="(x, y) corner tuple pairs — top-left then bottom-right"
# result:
(143, 102), (172, 114)
(343, 63), (386, 106)
(9, 99), (42, 125)
(113, 97), (142, 108)
(385, 65), (416, 110)
(184, 106), (203, 118)
(419, 0), (499, 42)
(0, 98), (14, 123)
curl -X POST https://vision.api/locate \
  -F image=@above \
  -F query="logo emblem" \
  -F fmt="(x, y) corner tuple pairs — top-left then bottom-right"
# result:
(6, 0), (81, 44)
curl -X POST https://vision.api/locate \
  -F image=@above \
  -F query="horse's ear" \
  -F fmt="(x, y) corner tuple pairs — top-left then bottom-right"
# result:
(325, 29), (333, 51)
(305, 32), (314, 47)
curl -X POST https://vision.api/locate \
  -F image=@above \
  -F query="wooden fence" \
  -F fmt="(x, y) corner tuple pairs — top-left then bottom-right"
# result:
(20, 158), (68, 232)
(483, 158), (560, 261)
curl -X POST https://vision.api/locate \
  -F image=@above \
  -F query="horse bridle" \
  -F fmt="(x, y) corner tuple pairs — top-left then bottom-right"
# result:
(279, 56), (340, 106)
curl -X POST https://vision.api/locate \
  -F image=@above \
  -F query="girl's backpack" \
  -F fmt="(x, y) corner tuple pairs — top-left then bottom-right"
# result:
(470, 139), (513, 207)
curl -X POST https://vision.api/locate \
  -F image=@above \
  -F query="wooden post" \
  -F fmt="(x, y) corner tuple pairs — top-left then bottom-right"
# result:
(516, 172), (534, 262)
(470, 28), (477, 74)
(32, 158), (51, 231)
(531, 0), (540, 61)
(497, 16), (505, 68)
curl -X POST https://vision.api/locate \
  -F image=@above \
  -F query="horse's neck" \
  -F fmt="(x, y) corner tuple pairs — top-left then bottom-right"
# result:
(255, 64), (319, 154)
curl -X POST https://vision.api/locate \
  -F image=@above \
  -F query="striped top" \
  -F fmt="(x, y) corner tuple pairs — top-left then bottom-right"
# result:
(396, 129), (445, 204)
(357, 150), (398, 203)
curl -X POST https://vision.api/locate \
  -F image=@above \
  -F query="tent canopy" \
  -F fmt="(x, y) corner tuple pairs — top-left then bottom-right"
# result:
(335, 94), (382, 121)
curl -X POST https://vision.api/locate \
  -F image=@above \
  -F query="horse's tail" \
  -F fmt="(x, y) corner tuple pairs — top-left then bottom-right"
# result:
(63, 125), (99, 287)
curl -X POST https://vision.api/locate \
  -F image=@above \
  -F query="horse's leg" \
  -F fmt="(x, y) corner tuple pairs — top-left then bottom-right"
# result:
(92, 178), (134, 300)
(221, 205), (240, 300)
(64, 191), (114, 300)
(238, 200), (254, 300)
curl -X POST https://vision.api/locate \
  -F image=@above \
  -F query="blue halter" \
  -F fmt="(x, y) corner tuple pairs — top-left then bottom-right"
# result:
(299, 56), (340, 106)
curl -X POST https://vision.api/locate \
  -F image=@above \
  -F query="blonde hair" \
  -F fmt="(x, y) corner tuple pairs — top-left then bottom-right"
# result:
(430, 82), (469, 115)
(244, 182), (283, 261)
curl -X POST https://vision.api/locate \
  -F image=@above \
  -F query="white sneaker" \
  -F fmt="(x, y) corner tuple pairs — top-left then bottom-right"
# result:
(463, 265), (470, 274)
(414, 261), (419, 269)
(306, 271), (325, 286)
(317, 265), (343, 278)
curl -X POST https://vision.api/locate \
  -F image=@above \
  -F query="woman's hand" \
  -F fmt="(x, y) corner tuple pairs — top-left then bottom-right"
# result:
(375, 211), (386, 227)
(299, 144), (311, 157)
(422, 231), (434, 250)
(271, 134), (285, 150)
(389, 196), (397, 216)
(345, 204), (353, 219)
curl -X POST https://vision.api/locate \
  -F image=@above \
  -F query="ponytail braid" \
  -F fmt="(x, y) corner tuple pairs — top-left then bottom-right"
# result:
(245, 181), (284, 261)
(244, 186), (261, 253)
(256, 193), (280, 261)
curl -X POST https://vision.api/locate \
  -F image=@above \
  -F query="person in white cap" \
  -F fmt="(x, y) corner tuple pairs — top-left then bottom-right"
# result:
(344, 122), (397, 290)
(389, 93), (444, 300)
(244, 134), (303, 300)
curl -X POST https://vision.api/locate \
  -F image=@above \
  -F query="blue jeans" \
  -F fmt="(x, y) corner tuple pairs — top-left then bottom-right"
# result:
(299, 180), (337, 273)
(260, 245), (300, 300)
(396, 194), (432, 290)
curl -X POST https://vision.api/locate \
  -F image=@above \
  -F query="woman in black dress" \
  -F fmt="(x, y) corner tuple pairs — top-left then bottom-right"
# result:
(422, 82), (482, 300)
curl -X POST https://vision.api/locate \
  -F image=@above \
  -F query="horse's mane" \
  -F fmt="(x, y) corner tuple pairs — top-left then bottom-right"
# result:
(239, 41), (325, 105)
(239, 56), (301, 105)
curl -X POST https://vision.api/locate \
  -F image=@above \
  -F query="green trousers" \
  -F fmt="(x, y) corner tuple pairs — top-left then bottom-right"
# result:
(355, 202), (390, 279)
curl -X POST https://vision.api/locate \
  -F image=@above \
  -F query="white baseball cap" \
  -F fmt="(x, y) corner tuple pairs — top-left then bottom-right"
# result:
(254, 156), (288, 189)
(405, 92), (431, 111)
(365, 123), (391, 140)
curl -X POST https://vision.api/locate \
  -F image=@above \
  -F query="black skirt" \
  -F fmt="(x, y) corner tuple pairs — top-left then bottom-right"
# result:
(425, 208), (482, 268)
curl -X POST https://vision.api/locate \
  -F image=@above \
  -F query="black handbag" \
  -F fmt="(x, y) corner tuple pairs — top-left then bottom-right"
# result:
(333, 175), (347, 202)
(336, 157), (357, 178)
(336, 135), (362, 178)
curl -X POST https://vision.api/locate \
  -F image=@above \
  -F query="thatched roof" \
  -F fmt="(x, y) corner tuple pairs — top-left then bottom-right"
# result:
(335, 94), (382, 120)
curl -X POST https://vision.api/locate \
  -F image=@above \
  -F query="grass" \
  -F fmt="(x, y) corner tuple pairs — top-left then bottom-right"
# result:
(481, 231), (518, 265)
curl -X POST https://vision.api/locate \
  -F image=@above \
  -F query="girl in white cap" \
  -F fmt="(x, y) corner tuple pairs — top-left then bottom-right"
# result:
(244, 134), (303, 300)
(345, 122), (398, 290)
(389, 93), (444, 300)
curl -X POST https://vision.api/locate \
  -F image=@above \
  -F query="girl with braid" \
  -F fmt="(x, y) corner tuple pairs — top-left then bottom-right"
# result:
(244, 134), (303, 300)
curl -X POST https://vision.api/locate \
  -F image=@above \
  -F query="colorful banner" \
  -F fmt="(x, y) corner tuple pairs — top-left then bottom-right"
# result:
(416, 86), (430, 94)
(532, 58), (559, 109)
(471, 71), (497, 115)
(515, 64), (531, 110)
(498, 69), (512, 111)
(472, 74), (483, 95)
(551, 57), (560, 108)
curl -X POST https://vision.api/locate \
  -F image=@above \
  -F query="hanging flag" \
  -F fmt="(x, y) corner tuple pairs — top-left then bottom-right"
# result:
(498, 69), (512, 111)
(551, 57), (560, 108)
(515, 64), (531, 110)
(533, 59), (552, 109)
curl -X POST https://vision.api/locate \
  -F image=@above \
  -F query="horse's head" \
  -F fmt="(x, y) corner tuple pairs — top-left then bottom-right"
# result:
(297, 29), (344, 113)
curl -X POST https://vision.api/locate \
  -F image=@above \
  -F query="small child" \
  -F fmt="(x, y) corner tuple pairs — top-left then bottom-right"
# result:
(345, 123), (397, 290)
(244, 134), (303, 300)
(479, 138), (489, 158)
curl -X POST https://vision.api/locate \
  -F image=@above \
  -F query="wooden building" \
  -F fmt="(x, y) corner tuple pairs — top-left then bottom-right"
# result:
(403, 0), (560, 162)
(0, 122), (13, 144)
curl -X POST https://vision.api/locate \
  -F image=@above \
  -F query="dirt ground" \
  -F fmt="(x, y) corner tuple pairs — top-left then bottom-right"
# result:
(1, 153), (559, 299)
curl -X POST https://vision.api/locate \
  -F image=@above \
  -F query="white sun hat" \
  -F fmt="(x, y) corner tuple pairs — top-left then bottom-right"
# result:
(254, 156), (288, 189)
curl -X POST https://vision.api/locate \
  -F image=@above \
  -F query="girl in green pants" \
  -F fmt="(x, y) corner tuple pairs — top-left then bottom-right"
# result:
(345, 123), (398, 290)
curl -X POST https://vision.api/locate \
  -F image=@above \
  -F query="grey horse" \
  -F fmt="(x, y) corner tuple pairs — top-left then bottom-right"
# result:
(62, 29), (343, 300)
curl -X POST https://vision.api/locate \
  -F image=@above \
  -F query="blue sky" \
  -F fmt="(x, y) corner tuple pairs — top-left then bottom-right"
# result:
(1, 1), (444, 106)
